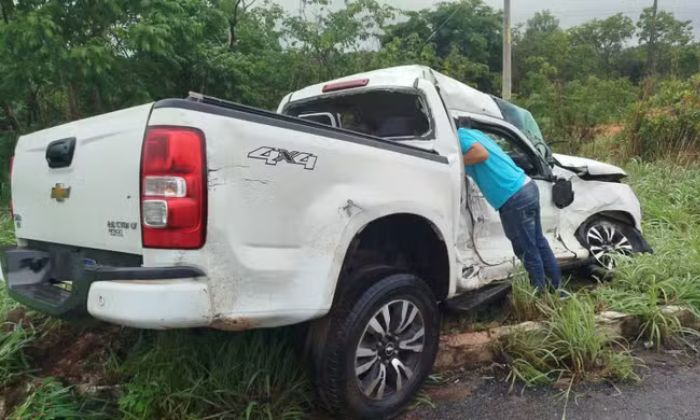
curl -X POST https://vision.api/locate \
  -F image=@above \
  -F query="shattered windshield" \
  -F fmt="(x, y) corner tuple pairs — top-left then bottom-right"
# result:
(493, 98), (553, 162)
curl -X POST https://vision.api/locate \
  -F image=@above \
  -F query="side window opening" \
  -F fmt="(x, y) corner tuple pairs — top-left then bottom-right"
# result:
(284, 91), (432, 140)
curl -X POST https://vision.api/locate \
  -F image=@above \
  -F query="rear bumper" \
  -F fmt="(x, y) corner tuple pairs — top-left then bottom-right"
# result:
(87, 279), (211, 329)
(3, 247), (210, 327)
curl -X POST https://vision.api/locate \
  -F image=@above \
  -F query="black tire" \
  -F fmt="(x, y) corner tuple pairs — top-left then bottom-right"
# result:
(578, 217), (646, 271)
(310, 271), (439, 419)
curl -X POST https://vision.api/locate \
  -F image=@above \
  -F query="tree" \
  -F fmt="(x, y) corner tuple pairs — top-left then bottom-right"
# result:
(638, 7), (693, 78)
(569, 14), (635, 75)
(638, 8), (693, 47)
(381, 0), (502, 92)
(282, 0), (395, 85)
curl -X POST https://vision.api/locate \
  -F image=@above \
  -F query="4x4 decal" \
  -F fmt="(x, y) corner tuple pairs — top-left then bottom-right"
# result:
(247, 146), (317, 170)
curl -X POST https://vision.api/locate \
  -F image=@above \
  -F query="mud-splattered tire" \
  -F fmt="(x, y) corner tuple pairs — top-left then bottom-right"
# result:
(310, 271), (439, 419)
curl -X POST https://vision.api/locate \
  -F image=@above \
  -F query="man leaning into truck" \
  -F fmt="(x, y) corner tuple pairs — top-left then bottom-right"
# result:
(459, 127), (562, 292)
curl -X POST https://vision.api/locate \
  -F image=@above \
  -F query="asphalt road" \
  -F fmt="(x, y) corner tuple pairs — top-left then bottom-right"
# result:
(407, 350), (700, 420)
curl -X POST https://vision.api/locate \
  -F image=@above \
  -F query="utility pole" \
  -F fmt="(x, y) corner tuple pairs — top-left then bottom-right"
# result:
(502, 0), (512, 100)
(646, 0), (659, 77)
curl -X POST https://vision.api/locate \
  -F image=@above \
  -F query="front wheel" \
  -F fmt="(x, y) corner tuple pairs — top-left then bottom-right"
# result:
(581, 218), (645, 270)
(312, 272), (440, 419)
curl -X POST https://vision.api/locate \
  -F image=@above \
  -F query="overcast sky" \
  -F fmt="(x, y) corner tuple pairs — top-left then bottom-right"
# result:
(274, 0), (700, 38)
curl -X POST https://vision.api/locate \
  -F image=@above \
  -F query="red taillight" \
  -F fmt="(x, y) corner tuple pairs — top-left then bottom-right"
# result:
(9, 156), (14, 217)
(140, 127), (206, 249)
(322, 78), (369, 93)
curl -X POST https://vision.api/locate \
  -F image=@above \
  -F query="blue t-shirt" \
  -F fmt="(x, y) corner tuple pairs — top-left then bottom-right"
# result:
(458, 128), (527, 210)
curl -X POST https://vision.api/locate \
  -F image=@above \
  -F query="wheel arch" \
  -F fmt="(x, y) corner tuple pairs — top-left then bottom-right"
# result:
(332, 212), (452, 305)
(575, 210), (638, 243)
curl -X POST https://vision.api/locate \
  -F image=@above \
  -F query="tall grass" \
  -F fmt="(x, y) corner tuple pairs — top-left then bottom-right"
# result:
(510, 275), (540, 322)
(504, 161), (699, 388)
(503, 294), (639, 388)
(117, 329), (311, 419)
(0, 280), (32, 388)
(594, 162), (700, 347)
(8, 378), (82, 419)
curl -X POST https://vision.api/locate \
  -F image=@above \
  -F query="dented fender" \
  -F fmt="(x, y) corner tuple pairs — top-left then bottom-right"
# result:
(556, 166), (643, 253)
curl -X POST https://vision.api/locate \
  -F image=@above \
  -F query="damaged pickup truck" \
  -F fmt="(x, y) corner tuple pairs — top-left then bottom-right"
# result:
(3, 65), (650, 418)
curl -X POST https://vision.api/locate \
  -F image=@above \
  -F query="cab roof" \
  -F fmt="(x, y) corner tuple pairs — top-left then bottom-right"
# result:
(285, 65), (504, 120)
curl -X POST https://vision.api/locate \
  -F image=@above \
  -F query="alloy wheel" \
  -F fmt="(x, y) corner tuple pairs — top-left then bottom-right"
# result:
(586, 222), (634, 269)
(354, 299), (425, 400)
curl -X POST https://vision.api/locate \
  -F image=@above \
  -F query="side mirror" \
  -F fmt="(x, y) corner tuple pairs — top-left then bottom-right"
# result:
(552, 178), (574, 209)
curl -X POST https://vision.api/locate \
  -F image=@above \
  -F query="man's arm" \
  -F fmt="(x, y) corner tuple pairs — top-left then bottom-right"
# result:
(463, 142), (489, 165)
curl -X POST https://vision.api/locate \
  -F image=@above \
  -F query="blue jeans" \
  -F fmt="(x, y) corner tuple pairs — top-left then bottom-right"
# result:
(499, 181), (562, 291)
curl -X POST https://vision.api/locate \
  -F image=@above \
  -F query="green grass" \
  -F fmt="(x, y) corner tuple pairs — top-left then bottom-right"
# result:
(117, 329), (311, 419)
(593, 161), (700, 347)
(0, 279), (31, 388)
(503, 161), (699, 388)
(0, 323), (32, 388)
(8, 378), (81, 420)
(502, 293), (640, 388)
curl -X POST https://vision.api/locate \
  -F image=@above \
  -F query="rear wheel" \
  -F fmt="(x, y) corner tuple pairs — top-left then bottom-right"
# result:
(311, 271), (439, 419)
(581, 218), (644, 270)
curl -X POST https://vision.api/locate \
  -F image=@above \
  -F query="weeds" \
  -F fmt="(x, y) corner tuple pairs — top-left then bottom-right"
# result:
(0, 211), (15, 246)
(9, 378), (81, 419)
(0, 325), (32, 387)
(0, 282), (32, 387)
(510, 275), (540, 322)
(503, 294), (640, 388)
(118, 328), (311, 419)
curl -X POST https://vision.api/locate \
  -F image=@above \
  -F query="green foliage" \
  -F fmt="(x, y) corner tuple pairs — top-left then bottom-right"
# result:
(593, 162), (700, 347)
(510, 275), (542, 322)
(0, 280), (30, 388)
(517, 76), (638, 145)
(638, 8), (693, 47)
(9, 378), (81, 420)
(569, 13), (635, 74)
(626, 76), (700, 161)
(0, 134), (15, 206)
(118, 329), (311, 419)
(381, 0), (502, 91)
(0, 0), (698, 165)
(503, 293), (639, 387)
(0, 324), (31, 388)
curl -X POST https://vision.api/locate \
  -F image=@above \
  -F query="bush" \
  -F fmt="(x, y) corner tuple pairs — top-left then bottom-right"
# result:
(626, 75), (700, 161)
(518, 75), (638, 149)
(0, 134), (16, 206)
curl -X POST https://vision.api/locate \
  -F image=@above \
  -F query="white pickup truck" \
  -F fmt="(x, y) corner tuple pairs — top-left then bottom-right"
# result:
(4, 65), (649, 418)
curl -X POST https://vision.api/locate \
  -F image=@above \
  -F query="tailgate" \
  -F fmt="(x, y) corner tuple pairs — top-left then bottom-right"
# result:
(11, 104), (153, 254)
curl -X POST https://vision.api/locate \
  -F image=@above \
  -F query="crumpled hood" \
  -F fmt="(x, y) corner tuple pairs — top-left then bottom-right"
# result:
(553, 153), (627, 178)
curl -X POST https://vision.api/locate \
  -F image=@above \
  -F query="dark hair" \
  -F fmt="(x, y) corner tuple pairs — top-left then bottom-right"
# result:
(456, 117), (473, 129)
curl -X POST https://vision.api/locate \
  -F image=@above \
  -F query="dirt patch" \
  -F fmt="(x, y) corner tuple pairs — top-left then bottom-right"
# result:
(595, 123), (624, 137)
(425, 383), (474, 402)
(25, 322), (130, 385)
(4, 307), (27, 325)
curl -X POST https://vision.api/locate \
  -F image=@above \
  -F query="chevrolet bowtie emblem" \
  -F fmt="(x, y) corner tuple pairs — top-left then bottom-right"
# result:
(50, 183), (71, 202)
